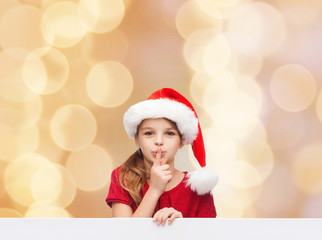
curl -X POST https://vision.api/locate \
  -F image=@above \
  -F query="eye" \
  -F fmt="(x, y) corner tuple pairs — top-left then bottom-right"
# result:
(166, 131), (175, 136)
(144, 131), (153, 136)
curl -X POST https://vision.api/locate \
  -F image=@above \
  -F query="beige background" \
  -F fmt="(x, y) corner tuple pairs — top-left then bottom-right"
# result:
(0, 0), (322, 218)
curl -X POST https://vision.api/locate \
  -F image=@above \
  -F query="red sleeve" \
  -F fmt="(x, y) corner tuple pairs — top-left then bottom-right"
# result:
(195, 193), (217, 218)
(106, 167), (133, 208)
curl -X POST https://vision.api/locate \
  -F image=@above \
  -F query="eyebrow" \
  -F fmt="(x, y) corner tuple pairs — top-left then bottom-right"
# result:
(140, 127), (177, 131)
(140, 127), (153, 130)
(165, 128), (177, 131)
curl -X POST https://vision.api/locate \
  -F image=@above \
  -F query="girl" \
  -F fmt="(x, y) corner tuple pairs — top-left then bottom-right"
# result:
(106, 88), (218, 225)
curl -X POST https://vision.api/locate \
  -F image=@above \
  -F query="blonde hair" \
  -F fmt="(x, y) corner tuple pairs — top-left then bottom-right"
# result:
(119, 118), (182, 207)
(119, 150), (149, 206)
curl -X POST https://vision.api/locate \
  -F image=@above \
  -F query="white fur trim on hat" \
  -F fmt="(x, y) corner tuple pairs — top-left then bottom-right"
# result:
(123, 98), (199, 145)
(186, 167), (219, 195)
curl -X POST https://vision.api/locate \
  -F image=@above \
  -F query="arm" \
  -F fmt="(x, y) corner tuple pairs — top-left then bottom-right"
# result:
(112, 148), (172, 217)
(112, 188), (160, 217)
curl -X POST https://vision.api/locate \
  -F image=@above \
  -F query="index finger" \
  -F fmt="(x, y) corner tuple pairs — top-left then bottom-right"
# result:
(153, 148), (162, 166)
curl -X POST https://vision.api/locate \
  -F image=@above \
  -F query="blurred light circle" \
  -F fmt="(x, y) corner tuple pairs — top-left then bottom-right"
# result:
(211, 0), (252, 20)
(4, 153), (50, 207)
(220, 161), (262, 188)
(228, 50), (263, 77)
(207, 89), (259, 114)
(265, 109), (304, 150)
(201, 129), (236, 171)
(227, 2), (286, 57)
(197, 0), (241, 8)
(82, 29), (129, 65)
(86, 61), (133, 107)
(214, 201), (244, 218)
(22, 50), (47, 94)
(0, 208), (23, 217)
(183, 29), (217, 72)
(66, 144), (112, 191)
(31, 163), (62, 203)
(78, 0), (125, 33)
(204, 34), (232, 74)
(41, 1), (87, 48)
(0, 95), (42, 131)
(316, 90), (322, 124)
(175, 0), (223, 39)
(246, 119), (267, 141)
(205, 90), (261, 138)
(23, 47), (69, 95)
(0, 5), (50, 51)
(25, 201), (70, 218)
(213, 183), (242, 209)
(211, 112), (260, 139)
(227, 3), (261, 56)
(236, 136), (275, 182)
(270, 64), (317, 112)
(50, 104), (97, 151)
(0, 125), (39, 162)
(0, 49), (38, 102)
(213, 182), (262, 209)
(202, 70), (237, 107)
(190, 72), (213, 107)
(53, 165), (77, 208)
(237, 75), (263, 110)
(292, 142), (322, 195)
(30, 163), (76, 208)
(212, 184), (244, 217)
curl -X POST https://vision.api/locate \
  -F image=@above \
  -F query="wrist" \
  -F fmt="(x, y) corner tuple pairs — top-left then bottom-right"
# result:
(147, 188), (162, 199)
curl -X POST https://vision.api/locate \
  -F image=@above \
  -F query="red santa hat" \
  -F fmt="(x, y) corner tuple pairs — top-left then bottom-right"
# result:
(123, 88), (218, 195)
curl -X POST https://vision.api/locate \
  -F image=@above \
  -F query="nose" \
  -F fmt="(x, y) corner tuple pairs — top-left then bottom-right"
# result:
(155, 134), (164, 146)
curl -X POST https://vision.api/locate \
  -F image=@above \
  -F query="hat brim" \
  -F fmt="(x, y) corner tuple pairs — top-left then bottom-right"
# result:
(123, 98), (199, 145)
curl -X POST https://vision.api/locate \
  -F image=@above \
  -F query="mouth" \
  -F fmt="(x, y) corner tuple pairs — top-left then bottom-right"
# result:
(152, 151), (166, 157)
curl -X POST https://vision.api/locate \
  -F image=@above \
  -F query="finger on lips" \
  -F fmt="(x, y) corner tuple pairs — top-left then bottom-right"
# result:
(153, 148), (162, 166)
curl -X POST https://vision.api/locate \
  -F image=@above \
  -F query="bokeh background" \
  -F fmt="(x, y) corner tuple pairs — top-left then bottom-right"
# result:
(0, 0), (322, 218)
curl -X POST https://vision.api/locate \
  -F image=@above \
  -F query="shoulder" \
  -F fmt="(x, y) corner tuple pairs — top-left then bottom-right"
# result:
(112, 166), (122, 175)
(110, 166), (123, 182)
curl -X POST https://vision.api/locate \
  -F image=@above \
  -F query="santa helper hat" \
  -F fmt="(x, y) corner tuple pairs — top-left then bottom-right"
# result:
(123, 88), (218, 195)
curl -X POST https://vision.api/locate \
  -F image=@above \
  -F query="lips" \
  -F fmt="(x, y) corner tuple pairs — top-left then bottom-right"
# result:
(152, 151), (166, 157)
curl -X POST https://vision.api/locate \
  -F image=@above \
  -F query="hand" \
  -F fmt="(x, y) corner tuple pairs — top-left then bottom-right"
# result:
(153, 207), (183, 226)
(149, 148), (172, 196)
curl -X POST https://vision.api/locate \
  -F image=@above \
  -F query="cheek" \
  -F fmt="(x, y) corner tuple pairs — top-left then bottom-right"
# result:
(137, 140), (151, 151)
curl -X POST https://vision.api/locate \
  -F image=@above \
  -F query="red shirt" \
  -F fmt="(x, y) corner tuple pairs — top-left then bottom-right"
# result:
(106, 167), (217, 217)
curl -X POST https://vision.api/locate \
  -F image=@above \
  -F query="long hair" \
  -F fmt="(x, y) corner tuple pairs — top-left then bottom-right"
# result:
(119, 118), (182, 207)
(119, 149), (148, 207)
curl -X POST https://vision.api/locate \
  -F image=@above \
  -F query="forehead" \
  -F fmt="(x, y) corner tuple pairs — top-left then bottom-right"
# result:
(139, 118), (176, 129)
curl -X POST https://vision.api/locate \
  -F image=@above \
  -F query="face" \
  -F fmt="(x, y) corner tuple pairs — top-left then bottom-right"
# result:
(135, 118), (183, 165)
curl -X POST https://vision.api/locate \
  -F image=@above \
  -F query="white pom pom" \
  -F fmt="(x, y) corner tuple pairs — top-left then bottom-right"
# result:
(186, 167), (219, 195)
